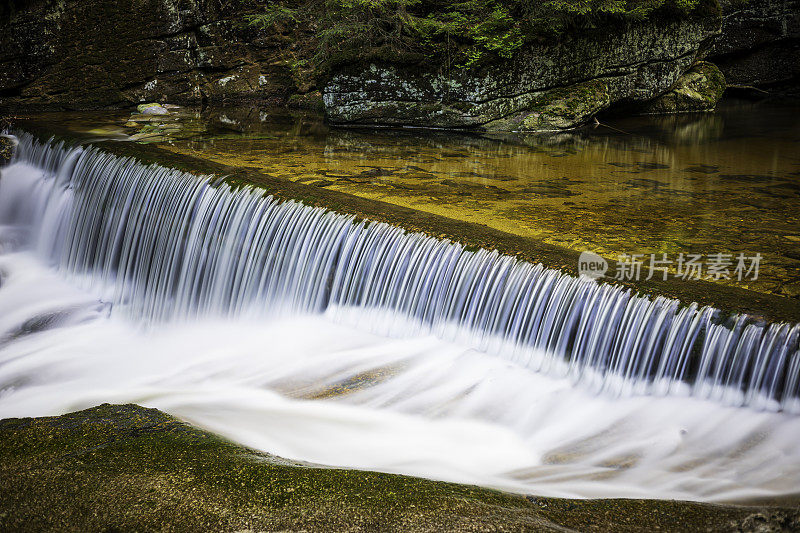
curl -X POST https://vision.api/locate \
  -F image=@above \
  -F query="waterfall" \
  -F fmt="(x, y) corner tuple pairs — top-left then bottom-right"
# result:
(3, 131), (799, 413)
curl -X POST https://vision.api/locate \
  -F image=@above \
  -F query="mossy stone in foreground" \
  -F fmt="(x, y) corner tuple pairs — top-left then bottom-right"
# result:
(1, 404), (798, 532)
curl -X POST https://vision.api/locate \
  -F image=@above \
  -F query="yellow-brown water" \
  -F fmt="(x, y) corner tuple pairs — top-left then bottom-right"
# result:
(16, 99), (800, 299)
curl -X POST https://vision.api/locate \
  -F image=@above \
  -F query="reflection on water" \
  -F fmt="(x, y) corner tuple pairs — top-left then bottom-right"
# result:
(15, 99), (800, 299)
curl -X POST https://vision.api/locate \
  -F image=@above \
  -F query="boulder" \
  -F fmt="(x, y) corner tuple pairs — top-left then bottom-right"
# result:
(643, 62), (726, 114)
(136, 103), (168, 115)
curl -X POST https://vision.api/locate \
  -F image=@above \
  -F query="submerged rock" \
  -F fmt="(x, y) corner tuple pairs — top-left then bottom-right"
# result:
(644, 62), (727, 114)
(123, 105), (201, 143)
(1, 404), (798, 532)
(136, 102), (169, 115)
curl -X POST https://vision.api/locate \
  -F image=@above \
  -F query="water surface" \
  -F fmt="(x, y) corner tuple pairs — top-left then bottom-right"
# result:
(19, 98), (800, 299)
(3, 106), (800, 503)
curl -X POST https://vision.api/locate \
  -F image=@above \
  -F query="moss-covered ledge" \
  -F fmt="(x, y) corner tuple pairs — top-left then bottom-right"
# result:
(0, 404), (797, 532)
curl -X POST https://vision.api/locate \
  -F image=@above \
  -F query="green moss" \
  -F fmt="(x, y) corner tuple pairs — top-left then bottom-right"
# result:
(522, 80), (610, 130)
(1, 404), (797, 532)
(482, 80), (611, 131)
(247, 0), (721, 76)
(0, 404), (537, 531)
(644, 61), (726, 114)
(0, 135), (12, 165)
(288, 91), (325, 112)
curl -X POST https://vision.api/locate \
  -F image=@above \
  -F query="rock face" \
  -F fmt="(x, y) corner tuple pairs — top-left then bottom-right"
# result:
(0, 0), (795, 123)
(709, 0), (800, 89)
(644, 62), (727, 113)
(0, 0), (295, 109)
(324, 16), (721, 132)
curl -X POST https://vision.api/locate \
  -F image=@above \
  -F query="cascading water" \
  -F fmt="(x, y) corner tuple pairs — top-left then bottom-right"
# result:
(1, 130), (800, 502)
(4, 131), (798, 409)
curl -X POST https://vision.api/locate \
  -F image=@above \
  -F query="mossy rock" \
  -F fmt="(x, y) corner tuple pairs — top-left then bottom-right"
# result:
(288, 90), (325, 112)
(0, 135), (13, 166)
(644, 61), (727, 114)
(137, 103), (169, 115)
(1, 404), (799, 532)
(521, 80), (611, 131)
(483, 80), (611, 132)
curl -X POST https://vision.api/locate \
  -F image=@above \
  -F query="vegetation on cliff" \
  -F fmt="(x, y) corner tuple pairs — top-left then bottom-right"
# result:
(244, 0), (719, 71)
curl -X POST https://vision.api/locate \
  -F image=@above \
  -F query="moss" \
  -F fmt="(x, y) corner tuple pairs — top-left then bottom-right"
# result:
(1, 404), (797, 532)
(0, 404), (540, 531)
(644, 61), (727, 114)
(0, 135), (13, 165)
(257, 0), (722, 75)
(520, 80), (611, 131)
(287, 91), (325, 112)
(694, 61), (727, 101)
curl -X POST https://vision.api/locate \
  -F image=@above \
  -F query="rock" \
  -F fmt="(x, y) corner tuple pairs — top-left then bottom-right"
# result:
(0, 0), (793, 115)
(0, 135), (14, 165)
(2, 404), (799, 532)
(488, 80), (611, 132)
(0, 0), (295, 110)
(323, 14), (720, 132)
(129, 131), (166, 141)
(708, 0), (800, 91)
(136, 103), (168, 115)
(127, 114), (157, 122)
(288, 91), (325, 112)
(736, 511), (800, 532)
(643, 62), (726, 114)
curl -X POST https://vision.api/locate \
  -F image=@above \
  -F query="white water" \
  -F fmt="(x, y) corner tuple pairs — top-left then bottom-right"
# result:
(1, 132), (799, 502)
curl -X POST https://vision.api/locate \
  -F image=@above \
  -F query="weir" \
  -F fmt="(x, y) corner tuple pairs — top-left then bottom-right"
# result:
(2, 131), (798, 413)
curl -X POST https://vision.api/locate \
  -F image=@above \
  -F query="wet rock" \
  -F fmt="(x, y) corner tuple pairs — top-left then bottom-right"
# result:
(129, 132), (168, 142)
(2, 404), (799, 532)
(136, 103), (168, 115)
(0, 135), (13, 166)
(643, 62), (726, 114)
(735, 510), (800, 532)
(123, 105), (201, 143)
